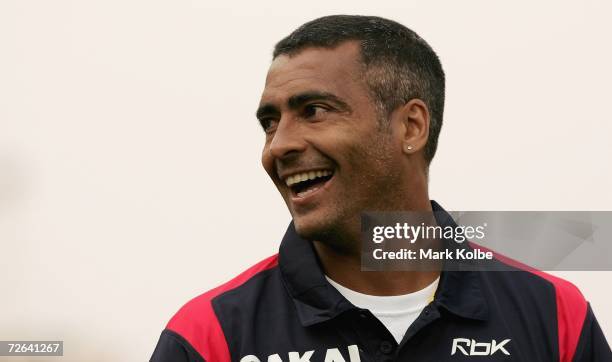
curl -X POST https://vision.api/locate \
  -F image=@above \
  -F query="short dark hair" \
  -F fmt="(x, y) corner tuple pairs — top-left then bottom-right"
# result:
(273, 15), (445, 164)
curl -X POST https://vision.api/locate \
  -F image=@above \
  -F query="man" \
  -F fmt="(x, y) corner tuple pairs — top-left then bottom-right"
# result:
(151, 15), (610, 361)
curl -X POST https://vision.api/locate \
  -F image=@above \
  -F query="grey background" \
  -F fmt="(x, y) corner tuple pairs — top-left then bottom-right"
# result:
(1, 0), (610, 361)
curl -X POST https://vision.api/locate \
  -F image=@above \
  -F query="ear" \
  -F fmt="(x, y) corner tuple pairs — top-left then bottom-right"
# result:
(395, 99), (430, 155)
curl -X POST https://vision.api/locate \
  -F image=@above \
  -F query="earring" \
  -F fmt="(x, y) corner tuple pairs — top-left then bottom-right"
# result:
(405, 145), (414, 152)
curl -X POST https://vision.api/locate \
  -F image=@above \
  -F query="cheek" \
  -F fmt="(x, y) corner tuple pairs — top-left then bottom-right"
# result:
(345, 135), (401, 184)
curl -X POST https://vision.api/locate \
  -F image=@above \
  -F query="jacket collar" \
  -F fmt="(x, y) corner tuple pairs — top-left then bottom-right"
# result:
(279, 200), (489, 326)
(278, 222), (353, 326)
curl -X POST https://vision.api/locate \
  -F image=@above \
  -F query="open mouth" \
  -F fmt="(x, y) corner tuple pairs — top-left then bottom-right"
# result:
(285, 169), (334, 198)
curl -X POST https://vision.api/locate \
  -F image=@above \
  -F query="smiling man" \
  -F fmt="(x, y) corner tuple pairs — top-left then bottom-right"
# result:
(151, 15), (610, 361)
(258, 39), (435, 261)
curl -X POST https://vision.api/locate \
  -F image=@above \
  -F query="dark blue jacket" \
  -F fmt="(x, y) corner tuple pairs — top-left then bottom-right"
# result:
(151, 202), (611, 361)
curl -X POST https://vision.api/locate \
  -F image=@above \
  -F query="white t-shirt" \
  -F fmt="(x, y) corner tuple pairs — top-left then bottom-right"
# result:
(325, 276), (440, 344)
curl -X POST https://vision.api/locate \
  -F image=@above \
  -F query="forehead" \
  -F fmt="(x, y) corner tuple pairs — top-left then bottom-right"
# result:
(260, 41), (366, 105)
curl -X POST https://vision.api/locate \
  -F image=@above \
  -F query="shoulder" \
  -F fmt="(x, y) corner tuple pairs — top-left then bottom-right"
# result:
(516, 269), (588, 362)
(165, 254), (279, 362)
(471, 243), (587, 319)
(480, 252), (588, 362)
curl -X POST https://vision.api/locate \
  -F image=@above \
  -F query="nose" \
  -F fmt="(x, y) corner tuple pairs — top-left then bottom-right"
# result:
(268, 117), (307, 160)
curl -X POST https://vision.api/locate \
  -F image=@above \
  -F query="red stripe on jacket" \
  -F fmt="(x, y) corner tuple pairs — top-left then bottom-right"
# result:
(166, 254), (279, 361)
(469, 242), (587, 362)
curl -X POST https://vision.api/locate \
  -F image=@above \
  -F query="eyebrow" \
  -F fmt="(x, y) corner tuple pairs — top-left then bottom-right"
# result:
(255, 91), (352, 120)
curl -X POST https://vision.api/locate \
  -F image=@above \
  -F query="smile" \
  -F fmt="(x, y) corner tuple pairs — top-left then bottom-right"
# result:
(283, 169), (334, 198)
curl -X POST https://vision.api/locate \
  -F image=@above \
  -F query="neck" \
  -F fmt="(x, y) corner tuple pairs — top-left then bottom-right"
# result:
(314, 241), (440, 296)
(314, 188), (440, 296)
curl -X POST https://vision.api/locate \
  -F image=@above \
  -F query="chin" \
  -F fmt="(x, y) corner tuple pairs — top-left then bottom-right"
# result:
(292, 210), (336, 238)
(293, 213), (357, 254)
(293, 216), (329, 241)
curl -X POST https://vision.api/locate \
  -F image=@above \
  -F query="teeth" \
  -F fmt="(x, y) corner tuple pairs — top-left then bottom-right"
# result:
(285, 170), (333, 187)
(297, 185), (321, 198)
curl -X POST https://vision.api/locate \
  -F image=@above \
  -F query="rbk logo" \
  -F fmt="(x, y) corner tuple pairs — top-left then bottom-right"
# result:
(451, 338), (511, 356)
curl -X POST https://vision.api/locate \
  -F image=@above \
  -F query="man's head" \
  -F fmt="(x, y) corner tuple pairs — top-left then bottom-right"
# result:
(257, 15), (445, 250)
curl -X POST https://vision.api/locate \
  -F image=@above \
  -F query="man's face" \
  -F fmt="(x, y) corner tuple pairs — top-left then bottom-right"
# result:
(258, 42), (406, 244)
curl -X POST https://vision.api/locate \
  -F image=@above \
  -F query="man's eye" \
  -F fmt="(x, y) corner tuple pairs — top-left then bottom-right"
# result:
(303, 104), (328, 118)
(260, 118), (278, 132)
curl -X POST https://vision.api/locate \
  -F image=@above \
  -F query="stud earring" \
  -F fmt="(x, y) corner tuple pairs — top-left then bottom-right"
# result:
(405, 145), (414, 152)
